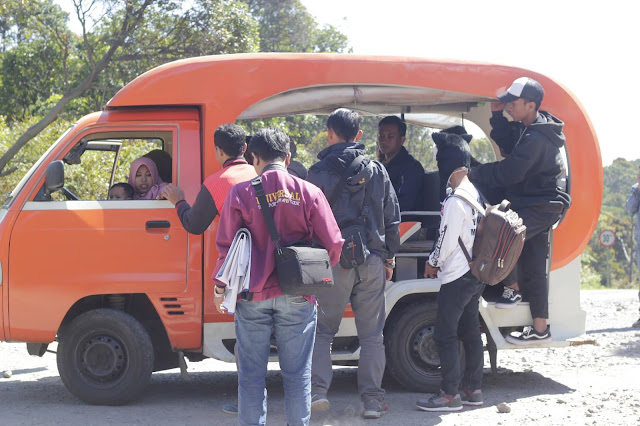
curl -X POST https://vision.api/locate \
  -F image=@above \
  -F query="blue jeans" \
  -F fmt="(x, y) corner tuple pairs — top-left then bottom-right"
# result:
(235, 294), (317, 426)
(636, 245), (640, 313)
(434, 271), (485, 396)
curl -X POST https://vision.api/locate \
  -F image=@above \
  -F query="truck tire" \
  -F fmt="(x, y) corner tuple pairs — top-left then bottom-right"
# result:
(57, 308), (154, 405)
(384, 301), (464, 392)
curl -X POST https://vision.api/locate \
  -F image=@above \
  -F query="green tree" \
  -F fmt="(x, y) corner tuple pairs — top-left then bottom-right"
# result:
(0, 0), (260, 177)
(582, 157), (640, 288)
(245, 0), (350, 53)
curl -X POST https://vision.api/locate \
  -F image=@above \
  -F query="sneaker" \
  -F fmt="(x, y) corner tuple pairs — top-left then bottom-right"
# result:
(632, 318), (640, 328)
(459, 388), (483, 406)
(311, 394), (330, 412)
(222, 402), (238, 414)
(494, 287), (522, 309)
(506, 325), (551, 345)
(416, 390), (462, 412)
(363, 399), (388, 419)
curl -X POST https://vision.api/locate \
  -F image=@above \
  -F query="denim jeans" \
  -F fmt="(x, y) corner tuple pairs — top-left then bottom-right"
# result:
(235, 294), (317, 426)
(636, 245), (640, 314)
(434, 271), (485, 396)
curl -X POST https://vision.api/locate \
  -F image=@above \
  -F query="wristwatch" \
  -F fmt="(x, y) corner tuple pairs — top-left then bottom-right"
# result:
(214, 285), (225, 298)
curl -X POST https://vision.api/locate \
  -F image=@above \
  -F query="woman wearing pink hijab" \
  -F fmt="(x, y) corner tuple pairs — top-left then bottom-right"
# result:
(128, 157), (168, 200)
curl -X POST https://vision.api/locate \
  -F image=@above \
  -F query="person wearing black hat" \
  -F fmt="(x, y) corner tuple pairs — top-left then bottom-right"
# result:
(468, 77), (571, 345)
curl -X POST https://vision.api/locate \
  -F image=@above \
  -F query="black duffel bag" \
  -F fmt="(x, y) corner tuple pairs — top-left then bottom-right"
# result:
(252, 177), (334, 295)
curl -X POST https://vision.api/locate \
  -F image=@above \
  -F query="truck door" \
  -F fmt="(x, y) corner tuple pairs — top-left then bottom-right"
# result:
(7, 114), (202, 347)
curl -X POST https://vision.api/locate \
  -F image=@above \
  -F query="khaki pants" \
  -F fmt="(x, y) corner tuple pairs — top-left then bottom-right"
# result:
(311, 255), (387, 403)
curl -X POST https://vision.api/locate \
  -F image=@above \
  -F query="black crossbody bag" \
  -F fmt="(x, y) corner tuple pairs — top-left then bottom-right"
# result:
(251, 176), (334, 296)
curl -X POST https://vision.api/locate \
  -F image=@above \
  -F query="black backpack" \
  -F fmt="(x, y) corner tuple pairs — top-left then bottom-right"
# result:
(327, 155), (370, 281)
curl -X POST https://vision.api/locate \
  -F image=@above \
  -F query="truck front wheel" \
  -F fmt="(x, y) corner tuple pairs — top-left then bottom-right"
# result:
(384, 301), (464, 392)
(57, 308), (154, 405)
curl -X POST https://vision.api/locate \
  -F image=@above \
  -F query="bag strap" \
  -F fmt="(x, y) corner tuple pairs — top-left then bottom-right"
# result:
(251, 176), (282, 251)
(450, 188), (487, 216)
(458, 237), (472, 264)
(450, 188), (483, 264)
(328, 155), (367, 206)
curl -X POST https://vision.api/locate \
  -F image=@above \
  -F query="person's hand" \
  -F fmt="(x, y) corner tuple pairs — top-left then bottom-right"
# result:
(424, 264), (439, 279)
(384, 265), (393, 281)
(214, 287), (227, 314)
(491, 101), (505, 112)
(158, 184), (184, 204)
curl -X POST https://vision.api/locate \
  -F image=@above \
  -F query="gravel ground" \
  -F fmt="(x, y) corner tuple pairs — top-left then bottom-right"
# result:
(1, 289), (639, 425)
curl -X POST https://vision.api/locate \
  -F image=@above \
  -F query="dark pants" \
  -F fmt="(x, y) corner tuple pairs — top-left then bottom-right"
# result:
(503, 205), (562, 319)
(434, 271), (486, 396)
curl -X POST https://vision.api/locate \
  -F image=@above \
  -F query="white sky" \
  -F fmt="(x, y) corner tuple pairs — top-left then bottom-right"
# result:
(55, 0), (638, 166)
(302, 0), (639, 166)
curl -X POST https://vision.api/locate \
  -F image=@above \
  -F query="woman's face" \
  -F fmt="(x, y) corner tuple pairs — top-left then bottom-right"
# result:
(134, 165), (152, 195)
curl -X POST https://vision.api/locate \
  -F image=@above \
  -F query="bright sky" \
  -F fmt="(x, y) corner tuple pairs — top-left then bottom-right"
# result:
(302, 0), (639, 166)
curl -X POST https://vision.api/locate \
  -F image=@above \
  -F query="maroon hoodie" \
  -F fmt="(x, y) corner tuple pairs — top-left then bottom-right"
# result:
(213, 164), (344, 302)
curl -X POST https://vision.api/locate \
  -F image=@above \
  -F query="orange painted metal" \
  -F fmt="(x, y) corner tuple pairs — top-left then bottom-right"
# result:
(1, 54), (601, 347)
(108, 54), (602, 270)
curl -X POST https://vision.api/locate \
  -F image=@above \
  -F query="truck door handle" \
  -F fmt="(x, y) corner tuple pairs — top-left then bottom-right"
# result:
(146, 220), (171, 229)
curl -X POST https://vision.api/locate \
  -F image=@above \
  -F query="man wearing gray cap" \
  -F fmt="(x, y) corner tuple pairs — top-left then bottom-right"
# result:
(468, 77), (571, 345)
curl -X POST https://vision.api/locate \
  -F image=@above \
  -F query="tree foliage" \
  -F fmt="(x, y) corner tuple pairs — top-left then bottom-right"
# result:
(0, 0), (349, 197)
(581, 158), (640, 289)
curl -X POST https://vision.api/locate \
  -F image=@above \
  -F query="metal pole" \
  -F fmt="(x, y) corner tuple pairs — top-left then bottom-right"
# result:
(606, 248), (611, 287)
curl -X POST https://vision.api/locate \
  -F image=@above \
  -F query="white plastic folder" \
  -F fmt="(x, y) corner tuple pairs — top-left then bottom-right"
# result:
(215, 228), (252, 314)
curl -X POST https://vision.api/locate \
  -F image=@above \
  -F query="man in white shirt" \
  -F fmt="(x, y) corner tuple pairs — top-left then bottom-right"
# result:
(416, 131), (485, 412)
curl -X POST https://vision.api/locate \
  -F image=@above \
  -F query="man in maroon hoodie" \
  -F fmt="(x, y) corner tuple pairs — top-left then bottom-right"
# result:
(213, 127), (344, 426)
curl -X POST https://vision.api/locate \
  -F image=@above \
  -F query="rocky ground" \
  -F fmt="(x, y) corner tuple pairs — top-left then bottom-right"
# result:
(1, 289), (639, 425)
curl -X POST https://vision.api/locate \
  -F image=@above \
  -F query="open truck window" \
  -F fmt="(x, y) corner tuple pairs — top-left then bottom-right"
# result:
(36, 132), (171, 201)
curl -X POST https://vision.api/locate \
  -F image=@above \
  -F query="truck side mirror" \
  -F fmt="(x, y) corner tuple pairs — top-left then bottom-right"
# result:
(43, 160), (65, 198)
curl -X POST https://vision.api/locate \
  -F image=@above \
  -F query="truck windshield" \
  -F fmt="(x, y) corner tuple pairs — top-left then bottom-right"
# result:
(1, 126), (74, 208)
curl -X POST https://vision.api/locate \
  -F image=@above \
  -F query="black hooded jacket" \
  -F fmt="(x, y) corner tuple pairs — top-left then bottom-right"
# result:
(307, 142), (401, 259)
(470, 111), (571, 211)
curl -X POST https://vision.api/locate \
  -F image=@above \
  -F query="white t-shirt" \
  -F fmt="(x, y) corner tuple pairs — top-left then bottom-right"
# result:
(428, 180), (479, 284)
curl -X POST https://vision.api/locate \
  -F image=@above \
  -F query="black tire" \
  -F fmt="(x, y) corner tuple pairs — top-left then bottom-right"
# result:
(57, 308), (154, 405)
(384, 301), (464, 392)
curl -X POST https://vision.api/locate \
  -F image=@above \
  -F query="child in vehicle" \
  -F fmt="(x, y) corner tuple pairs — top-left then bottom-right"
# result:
(108, 182), (134, 200)
(128, 157), (168, 200)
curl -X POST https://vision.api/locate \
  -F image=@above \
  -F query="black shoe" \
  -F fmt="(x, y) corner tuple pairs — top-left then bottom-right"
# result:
(632, 318), (640, 328)
(494, 287), (522, 309)
(506, 326), (551, 345)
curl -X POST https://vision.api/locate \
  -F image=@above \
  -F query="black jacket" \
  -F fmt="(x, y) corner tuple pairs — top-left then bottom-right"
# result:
(470, 111), (571, 211)
(384, 146), (425, 211)
(307, 142), (401, 259)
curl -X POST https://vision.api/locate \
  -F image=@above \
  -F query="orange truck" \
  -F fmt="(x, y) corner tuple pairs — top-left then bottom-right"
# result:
(0, 54), (602, 405)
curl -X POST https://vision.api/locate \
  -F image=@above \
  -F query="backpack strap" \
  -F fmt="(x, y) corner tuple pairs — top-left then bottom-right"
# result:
(457, 236), (472, 264)
(251, 176), (282, 252)
(450, 188), (486, 216)
(450, 188), (484, 264)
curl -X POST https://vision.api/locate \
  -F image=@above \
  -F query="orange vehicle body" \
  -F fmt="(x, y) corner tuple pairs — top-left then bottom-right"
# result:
(0, 54), (602, 404)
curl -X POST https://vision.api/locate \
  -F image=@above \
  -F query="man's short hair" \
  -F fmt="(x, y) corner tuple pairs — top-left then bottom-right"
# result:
(326, 108), (362, 142)
(378, 116), (407, 137)
(249, 127), (290, 162)
(214, 124), (246, 157)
